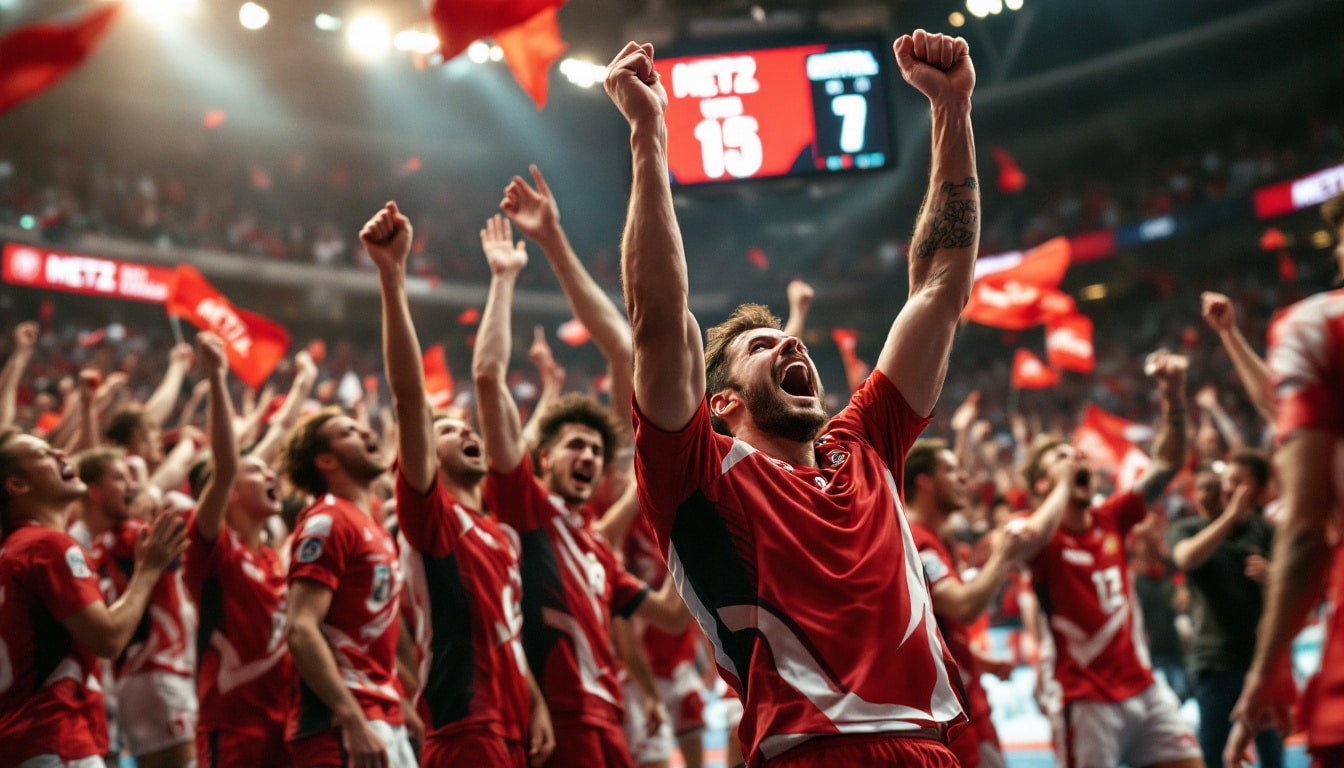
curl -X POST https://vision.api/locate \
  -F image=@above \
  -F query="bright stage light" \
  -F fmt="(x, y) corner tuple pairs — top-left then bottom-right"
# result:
(986, 0), (1004, 14)
(949, 11), (966, 27)
(346, 16), (390, 59)
(466, 41), (490, 63)
(1006, 0), (1024, 9)
(559, 58), (606, 88)
(966, 0), (989, 19)
(394, 30), (440, 54)
(239, 2), (269, 30)
(314, 13), (341, 31)
(489, 45), (504, 62)
(129, 0), (197, 19)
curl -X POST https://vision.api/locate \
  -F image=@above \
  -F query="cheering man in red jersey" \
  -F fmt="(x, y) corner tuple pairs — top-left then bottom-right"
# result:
(183, 332), (292, 767)
(364, 200), (555, 767)
(282, 408), (414, 767)
(608, 29), (977, 766)
(0, 427), (187, 767)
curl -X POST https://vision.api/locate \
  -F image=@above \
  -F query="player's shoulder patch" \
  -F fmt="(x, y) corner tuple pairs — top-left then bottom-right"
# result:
(300, 513), (334, 538)
(919, 549), (950, 584)
(296, 537), (325, 564)
(65, 545), (93, 579)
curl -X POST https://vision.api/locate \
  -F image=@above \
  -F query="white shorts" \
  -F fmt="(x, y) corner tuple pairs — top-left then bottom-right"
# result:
(1056, 681), (1202, 768)
(368, 721), (417, 768)
(623, 680), (676, 766)
(114, 671), (198, 756)
(16, 757), (106, 768)
(655, 660), (710, 736)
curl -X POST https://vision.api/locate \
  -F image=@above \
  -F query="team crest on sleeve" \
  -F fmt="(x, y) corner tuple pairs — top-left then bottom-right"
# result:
(300, 513), (333, 538)
(919, 550), (949, 584)
(1102, 534), (1120, 555)
(65, 545), (92, 578)
(297, 537), (324, 563)
(827, 449), (848, 468)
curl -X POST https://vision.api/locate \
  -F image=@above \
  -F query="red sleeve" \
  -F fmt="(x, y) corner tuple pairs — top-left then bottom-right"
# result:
(394, 469), (454, 557)
(287, 504), (349, 593)
(824, 371), (932, 492)
(611, 564), (650, 619)
(1269, 291), (1344, 441)
(30, 532), (104, 622)
(183, 514), (232, 601)
(631, 397), (731, 543)
(484, 453), (558, 534)
(910, 526), (956, 589)
(1096, 491), (1148, 538)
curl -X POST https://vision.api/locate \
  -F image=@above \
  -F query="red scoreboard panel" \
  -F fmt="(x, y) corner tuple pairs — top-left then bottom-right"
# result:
(655, 41), (892, 185)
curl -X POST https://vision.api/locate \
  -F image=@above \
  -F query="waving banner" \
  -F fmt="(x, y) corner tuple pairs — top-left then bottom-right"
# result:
(166, 265), (289, 388)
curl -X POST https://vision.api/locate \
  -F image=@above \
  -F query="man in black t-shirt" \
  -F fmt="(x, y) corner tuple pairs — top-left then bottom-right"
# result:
(1168, 454), (1281, 768)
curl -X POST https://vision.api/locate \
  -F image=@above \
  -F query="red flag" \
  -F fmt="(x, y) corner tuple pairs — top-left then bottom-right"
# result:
(0, 3), (123, 116)
(166, 265), (290, 388)
(831, 328), (870, 393)
(964, 237), (1073, 330)
(992, 147), (1028, 194)
(430, 0), (566, 61)
(1046, 313), (1095, 373)
(557, 318), (590, 347)
(1010, 349), (1059, 390)
(746, 246), (769, 270)
(496, 7), (566, 109)
(422, 344), (455, 410)
(1074, 404), (1150, 491)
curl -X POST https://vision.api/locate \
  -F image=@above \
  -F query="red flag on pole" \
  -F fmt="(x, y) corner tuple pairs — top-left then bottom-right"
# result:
(0, 3), (123, 117)
(166, 265), (290, 388)
(1046, 313), (1095, 373)
(422, 345), (455, 410)
(1010, 349), (1059, 390)
(429, 0), (566, 61)
(964, 237), (1073, 330)
(1074, 404), (1150, 491)
(496, 7), (567, 109)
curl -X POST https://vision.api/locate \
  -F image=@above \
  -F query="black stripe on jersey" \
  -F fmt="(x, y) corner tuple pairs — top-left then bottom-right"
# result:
(1034, 568), (1055, 619)
(30, 601), (72, 687)
(295, 678), (334, 738)
(418, 551), (474, 727)
(668, 490), (757, 696)
(115, 555), (154, 648)
(196, 572), (225, 681)
(518, 527), (566, 685)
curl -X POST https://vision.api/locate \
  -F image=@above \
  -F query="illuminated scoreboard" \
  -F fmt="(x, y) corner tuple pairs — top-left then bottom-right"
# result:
(655, 42), (892, 185)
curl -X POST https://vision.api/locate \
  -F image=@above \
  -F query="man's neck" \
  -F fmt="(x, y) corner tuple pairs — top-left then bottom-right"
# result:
(325, 475), (373, 516)
(1062, 499), (1092, 532)
(440, 469), (484, 514)
(18, 500), (74, 531)
(226, 509), (267, 551)
(733, 426), (816, 469)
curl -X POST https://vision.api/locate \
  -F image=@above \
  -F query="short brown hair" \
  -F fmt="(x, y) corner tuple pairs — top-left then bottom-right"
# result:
(104, 406), (147, 448)
(704, 303), (781, 435)
(281, 406), (341, 498)
(1230, 449), (1271, 489)
(75, 446), (125, 487)
(535, 393), (621, 467)
(0, 426), (24, 527)
(904, 438), (950, 504)
(1022, 433), (1067, 496)
(1323, 192), (1344, 232)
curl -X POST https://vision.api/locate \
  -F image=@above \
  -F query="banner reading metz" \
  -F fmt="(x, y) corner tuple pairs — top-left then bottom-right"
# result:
(1046, 313), (1095, 373)
(1074, 404), (1150, 491)
(964, 237), (1074, 330)
(166, 265), (289, 388)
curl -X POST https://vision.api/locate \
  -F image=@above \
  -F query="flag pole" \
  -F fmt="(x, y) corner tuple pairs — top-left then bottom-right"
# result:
(169, 315), (185, 346)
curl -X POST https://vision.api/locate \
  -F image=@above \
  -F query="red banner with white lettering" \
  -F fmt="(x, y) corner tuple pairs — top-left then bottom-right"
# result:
(0, 3), (123, 117)
(422, 344), (455, 410)
(1010, 349), (1059, 389)
(166, 265), (289, 388)
(3, 243), (173, 303)
(964, 237), (1073, 330)
(1046, 313), (1095, 373)
(1074, 404), (1150, 491)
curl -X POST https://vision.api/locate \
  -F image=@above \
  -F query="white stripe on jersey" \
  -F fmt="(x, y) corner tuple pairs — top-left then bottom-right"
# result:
(666, 541), (740, 685)
(550, 519), (605, 623)
(720, 440), (756, 475)
(541, 607), (619, 707)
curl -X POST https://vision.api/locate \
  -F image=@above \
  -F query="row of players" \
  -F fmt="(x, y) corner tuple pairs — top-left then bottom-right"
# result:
(4, 30), (1344, 768)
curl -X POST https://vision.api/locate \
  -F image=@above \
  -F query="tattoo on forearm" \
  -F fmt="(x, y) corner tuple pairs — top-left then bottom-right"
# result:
(914, 177), (978, 261)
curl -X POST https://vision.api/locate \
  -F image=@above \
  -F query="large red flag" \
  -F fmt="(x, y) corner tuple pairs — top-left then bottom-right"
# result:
(1010, 349), (1059, 390)
(422, 344), (455, 410)
(430, 0), (566, 61)
(166, 265), (290, 388)
(1046, 313), (1095, 373)
(0, 3), (123, 116)
(1074, 404), (1150, 491)
(964, 237), (1073, 330)
(496, 7), (566, 109)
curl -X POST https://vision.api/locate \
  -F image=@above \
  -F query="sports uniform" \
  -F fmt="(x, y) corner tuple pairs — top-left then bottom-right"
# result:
(0, 523), (108, 767)
(633, 371), (965, 766)
(394, 470), (532, 767)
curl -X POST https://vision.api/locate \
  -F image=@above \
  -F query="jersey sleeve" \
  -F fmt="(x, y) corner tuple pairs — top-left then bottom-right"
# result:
(183, 514), (233, 601)
(394, 469), (454, 557)
(824, 371), (932, 487)
(287, 504), (349, 593)
(484, 454), (557, 535)
(30, 532), (105, 622)
(632, 397), (731, 542)
(611, 566), (651, 619)
(1096, 491), (1148, 537)
(909, 524), (956, 589)
(1269, 291), (1344, 441)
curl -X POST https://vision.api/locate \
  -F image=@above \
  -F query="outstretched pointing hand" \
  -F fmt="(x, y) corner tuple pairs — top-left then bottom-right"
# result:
(893, 30), (975, 106)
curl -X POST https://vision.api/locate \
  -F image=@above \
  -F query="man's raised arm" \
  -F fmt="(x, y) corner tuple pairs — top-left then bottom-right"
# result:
(875, 31), (979, 417)
(605, 42), (704, 433)
(471, 215), (529, 475)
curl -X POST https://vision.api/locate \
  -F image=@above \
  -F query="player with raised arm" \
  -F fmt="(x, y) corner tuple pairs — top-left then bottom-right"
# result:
(0, 426), (187, 767)
(1015, 351), (1203, 768)
(364, 201), (555, 767)
(182, 332), (293, 767)
(281, 405), (414, 768)
(607, 29), (977, 766)
(471, 214), (689, 768)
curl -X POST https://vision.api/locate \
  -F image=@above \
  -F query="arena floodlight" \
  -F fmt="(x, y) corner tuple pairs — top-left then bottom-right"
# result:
(986, 0), (1004, 14)
(489, 45), (504, 62)
(129, 0), (197, 19)
(1006, 0), (1024, 9)
(467, 41), (490, 63)
(559, 58), (606, 88)
(949, 11), (966, 27)
(346, 16), (390, 59)
(239, 2), (269, 30)
(314, 13), (342, 31)
(966, 0), (989, 19)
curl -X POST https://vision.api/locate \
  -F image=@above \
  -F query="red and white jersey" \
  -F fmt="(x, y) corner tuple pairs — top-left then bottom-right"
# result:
(626, 517), (700, 679)
(633, 371), (965, 764)
(182, 517), (291, 739)
(0, 522), (109, 764)
(287, 494), (404, 738)
(1268, 287), (1344, 748)
(485, 456), (650, 726)
(88, 517), (197, 679)
(1028, 491), (1153, 704)
(394, 470), (531, 743)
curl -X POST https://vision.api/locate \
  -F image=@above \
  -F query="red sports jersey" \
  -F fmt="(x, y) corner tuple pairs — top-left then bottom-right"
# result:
(0, 522), (109, 764)
(287, 494), (404, 738)
(183, 518), (291, 740)
(394, 470), (531, 743)
(625, 517), (700, 679)
(1028, 491), (1153, 704)
(632, 371), (965, 764)
(1268, 287), (1344, 749)
(485, 456), (649, 726)
(87, 517), (196, 679)
(909, 521), (992, 766)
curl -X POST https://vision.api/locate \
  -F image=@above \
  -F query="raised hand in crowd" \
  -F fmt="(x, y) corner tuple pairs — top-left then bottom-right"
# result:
(782, 278), (814, 339)
(0, 320), (38, 428)
(1201, 290), (1274, 424)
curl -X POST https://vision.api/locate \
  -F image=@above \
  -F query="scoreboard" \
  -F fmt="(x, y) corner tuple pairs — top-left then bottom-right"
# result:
(655, 41), (892, 185)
